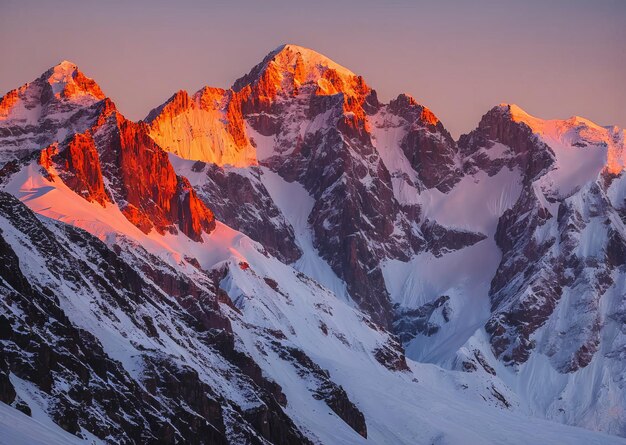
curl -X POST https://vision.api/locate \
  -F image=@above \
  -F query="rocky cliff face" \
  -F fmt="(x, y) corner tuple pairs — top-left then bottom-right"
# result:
(144, 88), (256, 167)
(169, 157), (302, 263)
(461, 105), (626, 371)
(0, 62), (215, 242)
(42, 131), (111, 205)
(385, 93), (461, 192)
(459, 104), (555, 180)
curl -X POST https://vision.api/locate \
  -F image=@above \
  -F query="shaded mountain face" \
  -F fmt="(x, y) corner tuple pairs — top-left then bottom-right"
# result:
(481, 106), (626, 371)
(453, 104), (626, 435)
(1, 48), (626, 444)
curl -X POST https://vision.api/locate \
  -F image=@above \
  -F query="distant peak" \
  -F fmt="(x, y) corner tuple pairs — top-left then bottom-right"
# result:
(47, 60), (78, 82)
(271, 43), (324, 57)
(495, 103), (605, 130)
(495, 103), (531, 119)
(566, 115), (600, 128)
(273, 43), (327, 58)
(389, 93), (440, 126)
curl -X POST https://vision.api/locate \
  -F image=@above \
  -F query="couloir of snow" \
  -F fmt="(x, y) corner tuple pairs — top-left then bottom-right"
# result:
(168, 152), (351, 301)
(379, 167), (522, 366)
(369, 103), (626, 438)
(2, 53), (625, 441)
(369, 103), (522, 365)
(3, 154), (624, 443)
(369, 107), (423, 205)
(258, 166), (351, 302)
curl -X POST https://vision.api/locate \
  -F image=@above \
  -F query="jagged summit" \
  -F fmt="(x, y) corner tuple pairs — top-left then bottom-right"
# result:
(232, 43), (362, 96)
(44, 60), (105, 100)
(144, 89), (191, 123)
(271, 43), (356, 77)
(0, 61), (108, 164)
(1, 48), (626, 444)
(0, 60), (105, 122)
(465, 102), (626, 178)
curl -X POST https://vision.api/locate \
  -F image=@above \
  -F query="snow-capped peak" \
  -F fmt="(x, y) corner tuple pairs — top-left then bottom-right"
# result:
(497, 103), (609, 137)
(489, 103), (626, 182)
(232, 43), (365, 98)
(47, 60), (78, 93)
(45, 60), (105, 100)
(270, 43), (357, 79)
(52, 59), (78, 74)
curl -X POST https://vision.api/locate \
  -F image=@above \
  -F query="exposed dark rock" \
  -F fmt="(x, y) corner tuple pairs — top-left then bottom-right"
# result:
(191, 163), (301, 263)
(459, 105), (555, 181)
(273, 343), (367, 438)
(389, 94), (461, 192)
(393, 296), (451, 344)
(373, 337), (410, 372)
(0, 192), (313, 444)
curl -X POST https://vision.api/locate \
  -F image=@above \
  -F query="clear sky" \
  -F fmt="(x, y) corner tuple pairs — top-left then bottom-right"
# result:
(1, 0), (624, 138)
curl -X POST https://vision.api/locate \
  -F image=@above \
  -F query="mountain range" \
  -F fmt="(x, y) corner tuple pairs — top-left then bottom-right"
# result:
(0, 44), (624, 444)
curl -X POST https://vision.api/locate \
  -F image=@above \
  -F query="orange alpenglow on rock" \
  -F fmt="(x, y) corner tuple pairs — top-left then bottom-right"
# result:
(145, 87), (257, 167)
(419, 107), (440, 127)
(1, 60), (220, 242)
(605, 126), (626, 175)
(56, 132), (111, 206)
(116, 118), (216, 241)
(47, 60), (106, 101)
(146, 43), (384, 165)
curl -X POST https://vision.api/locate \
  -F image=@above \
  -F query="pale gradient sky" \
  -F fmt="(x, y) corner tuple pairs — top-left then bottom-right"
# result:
(1, 0), (624, 138)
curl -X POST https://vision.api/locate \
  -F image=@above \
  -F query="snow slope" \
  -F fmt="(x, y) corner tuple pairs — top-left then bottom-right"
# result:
(0, 401), (102, 445)
(2, 140), (624, 444)
(259, 167), (351, 301)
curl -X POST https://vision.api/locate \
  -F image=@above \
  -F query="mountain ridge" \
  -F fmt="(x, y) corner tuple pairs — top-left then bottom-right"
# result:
(0, 45), (625, 443)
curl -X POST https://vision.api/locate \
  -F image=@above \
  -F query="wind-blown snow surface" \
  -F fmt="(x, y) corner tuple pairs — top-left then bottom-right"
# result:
(2, 150), (624, 444)
(0, 401), (102, 445)
(382, 166), (523, 362)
